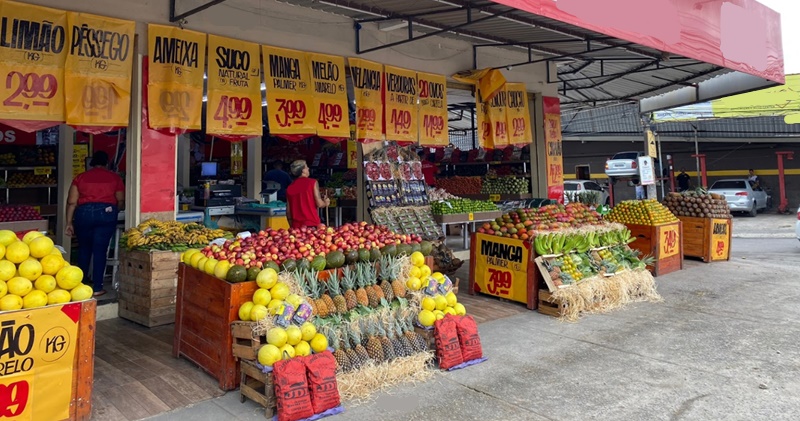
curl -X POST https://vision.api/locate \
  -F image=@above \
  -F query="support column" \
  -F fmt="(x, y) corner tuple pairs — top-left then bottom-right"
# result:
(177, 134), (191, 189)
(246, 137), (262, 200)
(125, 54), (143, 229)
(57, 124), (75, 255)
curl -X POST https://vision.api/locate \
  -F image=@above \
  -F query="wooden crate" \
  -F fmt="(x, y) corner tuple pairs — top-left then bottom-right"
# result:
(625, 221), (684, 277)
(239, 360), (276, 418)
(678, 216), (732, 262)
(231, 321), (266, 361)
(173, 263), (258, 391)
(537, 289), (567, 318)
(118, 249), (180, 327)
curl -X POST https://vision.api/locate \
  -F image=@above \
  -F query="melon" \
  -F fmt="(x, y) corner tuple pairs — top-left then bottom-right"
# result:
(345, 250), (359, 265)
(410, 243), (421, 254)
(358, 248), (370, 263)
(310, 256), (327, 271)
(419, 241), (433, 256)
(246, 266), (261, 282)
(296, 258), (311, 271)
(226, 265), (248, 283)
(325, 251), (345, 269)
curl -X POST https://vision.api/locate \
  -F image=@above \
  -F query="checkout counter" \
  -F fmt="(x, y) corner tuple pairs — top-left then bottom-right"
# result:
(191, 181), (289, 231)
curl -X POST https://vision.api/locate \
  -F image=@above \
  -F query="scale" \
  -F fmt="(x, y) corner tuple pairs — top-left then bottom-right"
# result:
(261, 181), (281, 204)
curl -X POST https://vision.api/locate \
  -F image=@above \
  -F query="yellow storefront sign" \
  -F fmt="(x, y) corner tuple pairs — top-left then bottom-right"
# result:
(417, 72), (448, 147)
(348, 58), (383, 143)
(487, 84), (509, 148)
(0, 1), (67, 123)
(206, 34), (262, 138)
(347, 138), (358, 169)
(476, 86), (492, 149)
(383, 65), (418, 144)
(65, 12), (135, 127)
(505, 83), (532, 147)
(473, 233), (529, 304)
(659, 224), (680, 258)
(0, 304), (79, 420)
(308, 53), (349, 140)
(262, 45), (316, 138)
(710, 219), (730, 261)
(147, 24), (206, 131)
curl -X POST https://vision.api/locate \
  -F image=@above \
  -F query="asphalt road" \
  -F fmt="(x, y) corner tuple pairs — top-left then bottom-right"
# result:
(731, 237), (800, 256)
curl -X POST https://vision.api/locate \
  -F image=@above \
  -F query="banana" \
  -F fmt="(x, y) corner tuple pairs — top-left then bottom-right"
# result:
(534, 235), (546, 255)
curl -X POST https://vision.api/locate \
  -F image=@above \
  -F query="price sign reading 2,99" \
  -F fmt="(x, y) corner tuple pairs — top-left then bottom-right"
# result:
(3, 72), (58, 110)
(213, 95), (253, 129)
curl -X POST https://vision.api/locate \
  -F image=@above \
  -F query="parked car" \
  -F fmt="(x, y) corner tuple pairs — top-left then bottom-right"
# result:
(708, 179), (768, 217)
(563, 180), (610, 206)
(604, 152), (663, 183)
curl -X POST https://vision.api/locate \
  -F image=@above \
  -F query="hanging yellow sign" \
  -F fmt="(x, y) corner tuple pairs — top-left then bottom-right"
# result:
(0, 1), (67, 123)
(543, 96), (563, 201)
(0, 303), (80, 420)
(487, 85), (509, 148)
(308, 52), (349, 141)
(206, 34), (262, 138)
(505, 83), (532, 147)
(384, 65), (418, 144)
(262, 45), (316, 138)
(476, 86), (493, 149)
(147, 24), (206, 131)
(417, 72), (447, 147)
(348, 58), (383, 143)
(64, 12), (135, 127)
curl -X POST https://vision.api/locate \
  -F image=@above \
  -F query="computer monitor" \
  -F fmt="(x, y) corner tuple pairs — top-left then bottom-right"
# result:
(200, 162), (218, 178)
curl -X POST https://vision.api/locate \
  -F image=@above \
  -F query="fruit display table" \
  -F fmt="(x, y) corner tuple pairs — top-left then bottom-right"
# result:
(173, 264), (258, 391)
(434, 211), (502, 249)
(677, 216), (731, 262)
(625, 221), (684, 276)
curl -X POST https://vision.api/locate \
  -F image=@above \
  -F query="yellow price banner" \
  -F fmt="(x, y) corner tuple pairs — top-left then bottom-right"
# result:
(72, 143), (88, 177)
(711, 219), (730, 261)
(262, 45), (316, 138)
(486, 84), (509, 148)
(65, 12), (135, 127)
(659, 224), (680, 258)
(543, 97), (564, 202)
(473, 233), (530, 304)
(230, 141), (243, 175)
(417, 72), (448, 147)
(308, 53), (349, 141)
(0, 2), (67, 123)
(0, 303), (80, 420)
(476, 86), (492, 149)
(206, 34), (262, 139)
(349, 58), (383, 143)
(33, 167), (51, 176)
(147, 24), (206, 131)
(384, 65), (418, 144)
(505, 83), (532, 147)
(488, 194), (501, 202)
(468, 212), (474, 221)
(347, 138), (358, 169)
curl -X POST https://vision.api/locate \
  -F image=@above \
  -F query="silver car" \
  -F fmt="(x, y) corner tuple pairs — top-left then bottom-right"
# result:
(604, 151), (643, 182)
(708, 179), (768, 217)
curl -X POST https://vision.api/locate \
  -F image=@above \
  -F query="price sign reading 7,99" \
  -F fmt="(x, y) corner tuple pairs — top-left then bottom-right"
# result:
(213, 96), (253, 130)
(473, 233), (530, 304)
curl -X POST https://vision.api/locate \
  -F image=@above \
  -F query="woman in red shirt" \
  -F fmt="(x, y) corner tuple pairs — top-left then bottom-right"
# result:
(285, 160), (329, 229)
(65, 151), (125, 296)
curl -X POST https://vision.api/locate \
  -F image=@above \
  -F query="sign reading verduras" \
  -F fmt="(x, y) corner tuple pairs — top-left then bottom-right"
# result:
(0, 304), (79, 420)
(206, 34), (262, 139)
(147, 24), (206, 132)
(473, 233), (530, 304)
(309, 53), (349, 141)
(417, 72), (448, 147)
(349, 58), (383, 143)
(262, 45), (316, 140)
(383, 65), (418, 144)
(65, 12), (135, 129)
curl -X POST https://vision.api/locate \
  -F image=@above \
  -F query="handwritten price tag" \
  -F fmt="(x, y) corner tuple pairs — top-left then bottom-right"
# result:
(357, 108), (377, 130)
(317, 102), (343, 130)
(34, 167), (51, 176)
(468, 212), (474, 221)
(158, 90), (191, 121)
(488, 194), (501, 202)
(389, 109), (412, 135)
(3, 72), (58, 111)
(275, 98), (307, 127)
(213, 95), (253, 129)
(422, 114), (444, 138)
(329, 198), (337, 207)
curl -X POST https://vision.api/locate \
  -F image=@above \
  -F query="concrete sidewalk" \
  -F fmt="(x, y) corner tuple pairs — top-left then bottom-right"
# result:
(145, 237), (800, 421)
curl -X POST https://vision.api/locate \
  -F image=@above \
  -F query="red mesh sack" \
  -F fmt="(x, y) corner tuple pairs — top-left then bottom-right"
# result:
(273, 357), (314, 421)
(304, 351), (340, 414)
(434, 316), (463, 370)
(455, 315), (483, 361)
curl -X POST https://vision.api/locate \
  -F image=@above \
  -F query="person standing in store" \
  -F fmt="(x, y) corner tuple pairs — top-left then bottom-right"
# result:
(65, 151), (125, 297)
(676, 168), (692, 192)
(262, 161), (292, 202)
(286, 160), (330, 228)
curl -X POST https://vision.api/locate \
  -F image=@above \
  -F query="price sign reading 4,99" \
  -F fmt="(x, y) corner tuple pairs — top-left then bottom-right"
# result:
(308, 53), (349, 140)
(213, 95), (253, 129)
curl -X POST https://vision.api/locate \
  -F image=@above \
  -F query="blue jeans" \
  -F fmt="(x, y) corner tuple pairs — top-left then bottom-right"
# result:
(74, 203), (118, 292)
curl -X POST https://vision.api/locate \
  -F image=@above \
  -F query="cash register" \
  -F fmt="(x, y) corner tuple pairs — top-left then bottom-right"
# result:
(193, 162), (241, 216)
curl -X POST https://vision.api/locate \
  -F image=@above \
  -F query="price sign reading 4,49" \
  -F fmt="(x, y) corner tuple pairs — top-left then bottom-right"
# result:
(317, 103), (343, 130)
(4, 72), (58, 110)
(214, 96), (253, 129)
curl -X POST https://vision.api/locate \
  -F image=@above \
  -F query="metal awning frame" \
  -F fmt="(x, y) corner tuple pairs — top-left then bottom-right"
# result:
(170, 0), (229, 23)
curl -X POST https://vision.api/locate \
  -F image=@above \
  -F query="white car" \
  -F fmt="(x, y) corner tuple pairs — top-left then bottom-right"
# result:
(564, 180), (610, 206)
(604, 151), (662, 183)
(708, 179), (768, 217)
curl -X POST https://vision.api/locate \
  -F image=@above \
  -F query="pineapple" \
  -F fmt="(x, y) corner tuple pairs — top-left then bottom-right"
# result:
(327, 273), (348, 315)
(348, 323), (371, 366)
(385, 255), (407, 299)
(364, 320), (385, 362)
(387, 319), (406, 358)
(396, 322), (415, 357)
(403, 313), (428, 352)
(354, 270), (370, 307)
(341, 267), (358, 311)
(307, 271), (329, 318)
(377, 322), (396, 362)
(340, 328), (361, 370)
(320, 274), (336, 315)
(378, 256), (396, 302)
(328, 328), (352, 372)
(360, 264), (380, 307)
(295, 269), (317, 316)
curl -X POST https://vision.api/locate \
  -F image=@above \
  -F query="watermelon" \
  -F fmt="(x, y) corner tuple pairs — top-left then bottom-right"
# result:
(326, 251), (346, 269)
(381, 244), (397, 257)
(310, 255), (327, 271)
(264, 261), (281, 273)
(297, 258), (311, 271)
(396, 244), (412, 257)
(226, 265), (248, 283)
(358, 248), (370, 263)
(369, 248), (382, 262)
(419, 241), (433, 256)
(246, 266), (261, 281)
(281, 259), (297, 272)
(345, 250), (359, 265)
(410, 243), (421, 254)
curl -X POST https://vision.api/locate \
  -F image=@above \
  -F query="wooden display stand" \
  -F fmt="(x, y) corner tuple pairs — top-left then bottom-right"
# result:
(70, 300), (97, 421)
(678, 216), (732, 262)
(173, 264), (258, 391)
(467, 233), (539, 310)
(118, 249), (180, 327)
(626, 221), (684, 276)
(0, 219), (48, 234)
(239, 360), (276, 418)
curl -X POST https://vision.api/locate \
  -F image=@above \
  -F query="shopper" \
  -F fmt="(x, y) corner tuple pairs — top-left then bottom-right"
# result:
(262, 161), (292, 201)
(65, 151), (125, 297)
(285, 160), (329, 229)
(676, 168), (691, 192)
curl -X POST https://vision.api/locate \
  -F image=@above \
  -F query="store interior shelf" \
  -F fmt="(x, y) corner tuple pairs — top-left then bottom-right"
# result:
(435, 160), (527, 167)
(0, 166), (57, 171)
(1, 185), (57, 189)
(461, 193), (532, 201)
